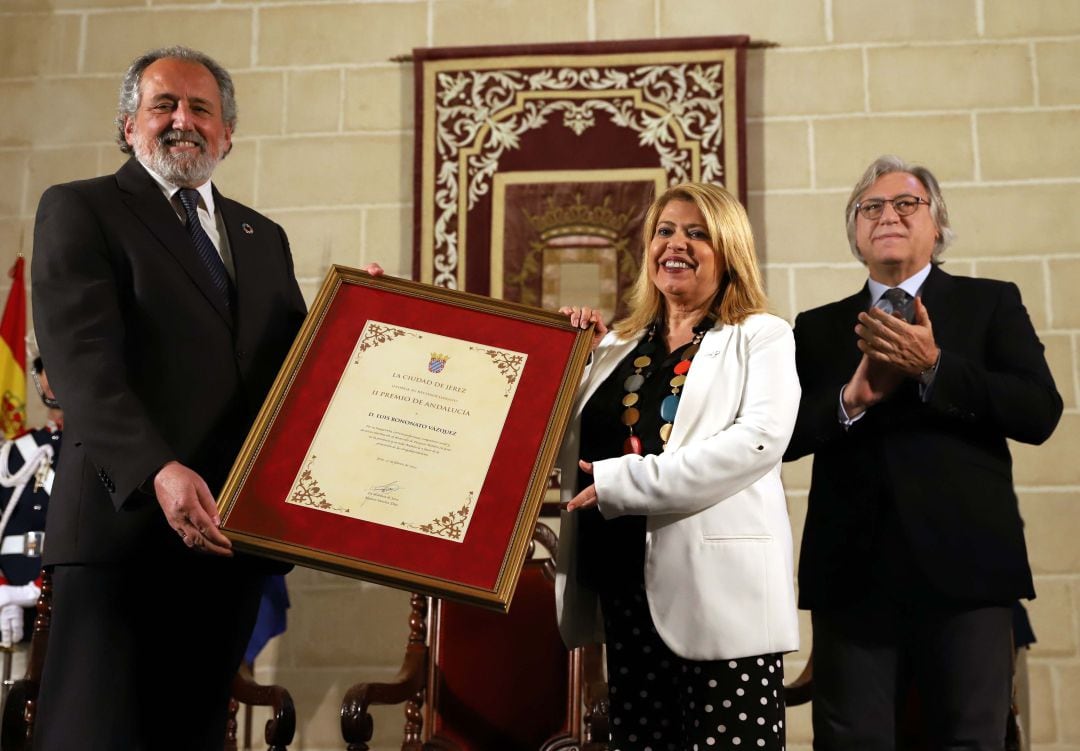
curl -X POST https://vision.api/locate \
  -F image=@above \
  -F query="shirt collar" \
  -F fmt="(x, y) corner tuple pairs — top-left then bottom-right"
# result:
(867, 263), (932, 307)
(140, 161), (216, 216)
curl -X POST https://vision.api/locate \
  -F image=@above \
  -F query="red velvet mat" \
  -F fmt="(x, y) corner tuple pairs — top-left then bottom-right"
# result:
(223, 275), (587, 605)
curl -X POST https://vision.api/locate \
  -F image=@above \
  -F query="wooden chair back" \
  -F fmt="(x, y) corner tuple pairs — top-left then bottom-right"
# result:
(341, 522), (608, 751)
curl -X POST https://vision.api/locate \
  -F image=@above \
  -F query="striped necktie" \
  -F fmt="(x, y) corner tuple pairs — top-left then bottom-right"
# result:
(177, 188), (232, 310)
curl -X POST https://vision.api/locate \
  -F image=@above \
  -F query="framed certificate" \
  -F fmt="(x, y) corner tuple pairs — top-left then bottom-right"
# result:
(218, 266), (592, 612)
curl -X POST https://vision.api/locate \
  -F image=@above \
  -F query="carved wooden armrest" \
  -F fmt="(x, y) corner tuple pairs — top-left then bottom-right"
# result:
(1, 678), (33, 751)
(341, 642), (427, 749)
(580, 642), (609, 750)
(229, 664), (296, 751)
(0, 571), (52, 751)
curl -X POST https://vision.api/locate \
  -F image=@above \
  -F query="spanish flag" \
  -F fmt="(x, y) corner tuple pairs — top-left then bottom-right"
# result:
(0, 256), (27, 439)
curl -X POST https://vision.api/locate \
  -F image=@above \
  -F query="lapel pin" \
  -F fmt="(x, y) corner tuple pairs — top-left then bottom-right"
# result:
(241, 223), (254, 235)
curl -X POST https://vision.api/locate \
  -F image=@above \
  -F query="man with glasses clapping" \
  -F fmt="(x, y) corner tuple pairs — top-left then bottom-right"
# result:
(784, 155), (1061, 750)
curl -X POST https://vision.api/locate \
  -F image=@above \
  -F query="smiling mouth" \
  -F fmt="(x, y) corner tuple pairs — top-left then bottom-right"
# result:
(662, 258), (695, 270)
(161, 130), (206, 152)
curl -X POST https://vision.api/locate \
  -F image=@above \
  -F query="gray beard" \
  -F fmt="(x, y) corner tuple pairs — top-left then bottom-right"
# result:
(133, 130), (223, 187)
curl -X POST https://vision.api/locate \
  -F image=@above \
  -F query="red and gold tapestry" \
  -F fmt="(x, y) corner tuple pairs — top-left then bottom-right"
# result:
(413, 36), (749, 322)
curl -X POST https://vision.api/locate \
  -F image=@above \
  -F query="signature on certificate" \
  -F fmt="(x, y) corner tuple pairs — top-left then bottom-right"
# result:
(369, 480), (401, 495)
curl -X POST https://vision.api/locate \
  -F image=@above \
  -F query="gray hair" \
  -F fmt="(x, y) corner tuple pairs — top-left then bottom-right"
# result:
(845, 154), (955, 264)
(115, 46), (237, 155)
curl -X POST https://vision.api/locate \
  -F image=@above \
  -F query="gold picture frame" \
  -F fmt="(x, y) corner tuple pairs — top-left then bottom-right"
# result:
(218, 266), (592, 612)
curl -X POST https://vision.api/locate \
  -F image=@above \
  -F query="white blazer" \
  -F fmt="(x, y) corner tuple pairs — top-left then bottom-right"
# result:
(555, 312), (801, 660)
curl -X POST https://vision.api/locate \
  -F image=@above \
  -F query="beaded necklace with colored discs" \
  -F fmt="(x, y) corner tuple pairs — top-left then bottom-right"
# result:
(620, 313), (716, 455)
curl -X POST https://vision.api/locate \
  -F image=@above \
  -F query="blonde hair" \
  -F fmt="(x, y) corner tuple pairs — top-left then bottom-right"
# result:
(614, 182), (767, 337)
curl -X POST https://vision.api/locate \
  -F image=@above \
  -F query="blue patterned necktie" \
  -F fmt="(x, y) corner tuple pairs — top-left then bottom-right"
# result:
(177, 188), (232, 310)
(876, 287), (915, 323)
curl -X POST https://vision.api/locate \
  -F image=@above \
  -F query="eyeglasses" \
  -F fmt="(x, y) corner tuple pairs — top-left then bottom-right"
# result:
(855, 195), (930, 220)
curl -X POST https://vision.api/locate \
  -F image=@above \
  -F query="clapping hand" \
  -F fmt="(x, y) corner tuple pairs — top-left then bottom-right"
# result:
(855, 296), (939, 377)
(844, 296), (940, 417)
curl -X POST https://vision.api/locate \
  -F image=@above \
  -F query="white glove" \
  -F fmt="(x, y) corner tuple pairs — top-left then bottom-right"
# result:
(0, 603), (24, 647)
(0, 582), (41, 609)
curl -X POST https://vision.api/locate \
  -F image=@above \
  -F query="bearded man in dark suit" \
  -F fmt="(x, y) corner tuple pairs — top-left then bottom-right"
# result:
(29, 46), (368, 750)
(784, 155), (1061, 751)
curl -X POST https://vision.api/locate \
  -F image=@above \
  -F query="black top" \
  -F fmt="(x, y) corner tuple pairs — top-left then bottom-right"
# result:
(576, 334), (699, 592)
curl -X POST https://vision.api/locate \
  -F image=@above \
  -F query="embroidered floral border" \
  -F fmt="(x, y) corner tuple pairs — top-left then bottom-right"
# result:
(415, 40), (747, 290)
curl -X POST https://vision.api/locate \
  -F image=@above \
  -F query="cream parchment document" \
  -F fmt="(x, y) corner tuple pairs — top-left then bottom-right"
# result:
(285, 321), (527, 542)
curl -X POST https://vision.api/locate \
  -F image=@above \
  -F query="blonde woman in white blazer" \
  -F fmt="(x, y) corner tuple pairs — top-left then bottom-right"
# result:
(557, 183), (801, 751)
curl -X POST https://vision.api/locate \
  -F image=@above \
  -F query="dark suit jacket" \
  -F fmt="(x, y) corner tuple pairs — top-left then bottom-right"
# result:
(784, 265), (1062, 609)
(31, 158), (307, 566)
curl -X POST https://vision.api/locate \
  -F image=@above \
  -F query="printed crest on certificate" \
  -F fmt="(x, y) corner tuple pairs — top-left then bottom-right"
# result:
(286, 321), (527, 542)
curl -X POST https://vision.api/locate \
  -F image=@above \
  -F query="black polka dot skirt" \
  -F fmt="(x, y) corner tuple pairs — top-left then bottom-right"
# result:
(599, 584), (786, 751)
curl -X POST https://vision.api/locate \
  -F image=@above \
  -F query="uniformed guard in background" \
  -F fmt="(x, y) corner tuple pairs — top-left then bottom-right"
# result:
(0, 332), (62, 693)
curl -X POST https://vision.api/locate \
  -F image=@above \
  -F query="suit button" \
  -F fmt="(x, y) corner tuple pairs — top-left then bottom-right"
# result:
(236, 349), (245, 359)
